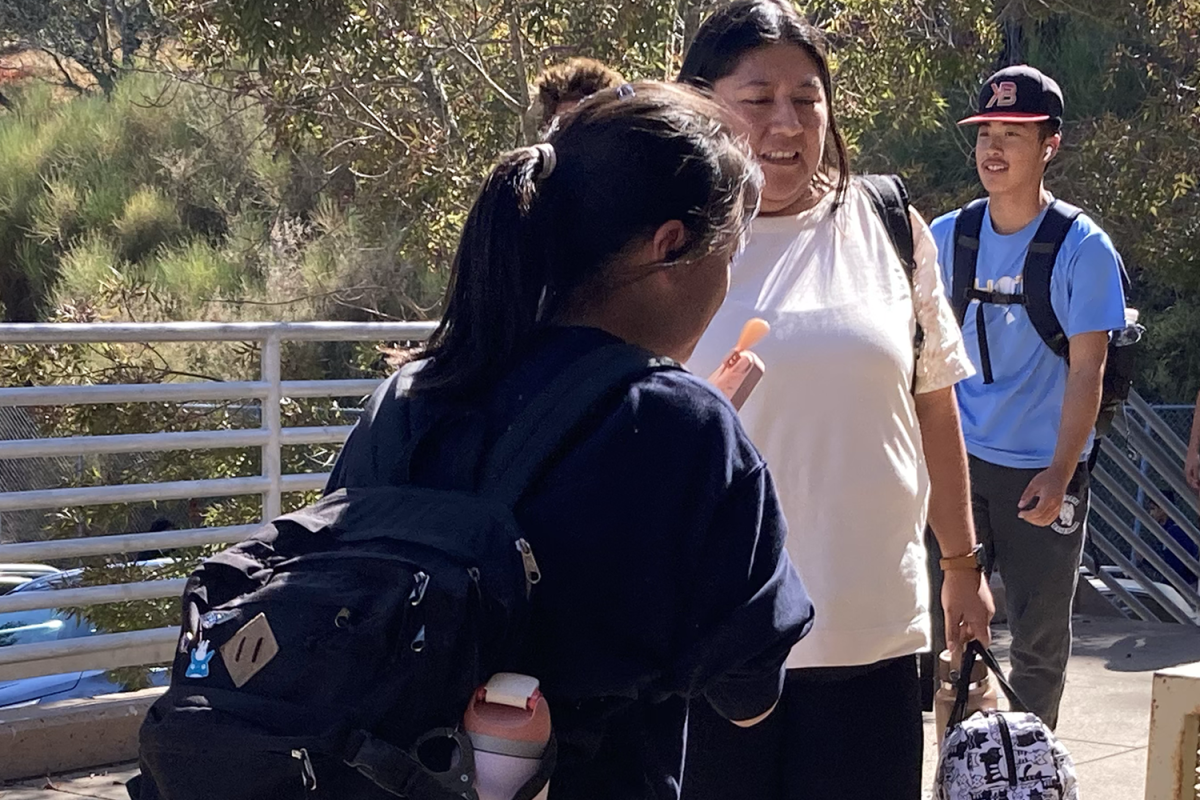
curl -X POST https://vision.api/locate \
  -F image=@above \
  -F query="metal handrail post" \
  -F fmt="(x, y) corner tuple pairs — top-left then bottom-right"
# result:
(262, 331), (283, 521)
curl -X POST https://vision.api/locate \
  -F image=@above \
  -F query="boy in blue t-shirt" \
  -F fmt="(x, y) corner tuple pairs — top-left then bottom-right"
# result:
(930, 66), (1126, 729)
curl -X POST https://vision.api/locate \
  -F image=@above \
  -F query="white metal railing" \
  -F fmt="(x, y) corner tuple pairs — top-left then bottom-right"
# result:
(1088, 395), (1200, 626)
(0, 321), (435, 683)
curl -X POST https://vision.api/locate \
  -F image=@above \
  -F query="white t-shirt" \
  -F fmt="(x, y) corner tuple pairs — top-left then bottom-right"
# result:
(689, 180), (974, 669)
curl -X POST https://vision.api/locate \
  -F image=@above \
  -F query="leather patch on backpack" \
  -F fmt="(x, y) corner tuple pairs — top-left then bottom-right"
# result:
(220, 613), (279, 688)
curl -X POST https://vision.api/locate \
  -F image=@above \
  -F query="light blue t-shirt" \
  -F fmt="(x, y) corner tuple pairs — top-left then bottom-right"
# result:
(930, 200), (1127, 469)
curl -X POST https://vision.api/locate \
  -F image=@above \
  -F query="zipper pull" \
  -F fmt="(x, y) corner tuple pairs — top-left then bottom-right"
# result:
(292, 748), (317, 791)
(515, 539), (541, 596)
(409, 571), (430, 606)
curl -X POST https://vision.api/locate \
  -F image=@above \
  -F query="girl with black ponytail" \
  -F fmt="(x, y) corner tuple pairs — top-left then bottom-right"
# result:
(327, 82), (814, 800)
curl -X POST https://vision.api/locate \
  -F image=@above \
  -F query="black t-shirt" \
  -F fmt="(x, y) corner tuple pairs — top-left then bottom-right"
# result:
(325, 327), (813, 800)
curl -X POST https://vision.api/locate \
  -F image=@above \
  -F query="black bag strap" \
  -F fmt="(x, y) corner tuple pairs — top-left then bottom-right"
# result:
(478, 342), (681, 507)
(946, 640), (1029, 737)
(344, 728), (478, 800)
(951, 199), (988, 327)
(1023, 199), (1082, 360)
(860, 174), (914, 276)
(859, 174), (923, 393)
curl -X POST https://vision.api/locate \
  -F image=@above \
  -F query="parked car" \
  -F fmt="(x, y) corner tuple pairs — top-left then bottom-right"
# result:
(0, 564), (172, 709)
(0, 563), (59, 595)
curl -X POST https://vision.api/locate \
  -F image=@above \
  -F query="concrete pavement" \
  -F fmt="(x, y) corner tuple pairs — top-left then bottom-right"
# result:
(4, 616), (1199, 800)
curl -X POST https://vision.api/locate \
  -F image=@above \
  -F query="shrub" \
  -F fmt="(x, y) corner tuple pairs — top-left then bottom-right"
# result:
(115, 186), (183, 263)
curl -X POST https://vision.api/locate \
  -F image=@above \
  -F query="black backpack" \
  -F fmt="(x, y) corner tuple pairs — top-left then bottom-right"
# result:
(859, 174), (925, 393)
(128, 344), (679, 800)
(950, 199), (1139, 436)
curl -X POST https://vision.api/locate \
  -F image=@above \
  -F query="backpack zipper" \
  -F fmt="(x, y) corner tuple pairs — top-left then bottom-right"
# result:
(291, 748), (317, 791)
(995, 714), (1018, 788)
(515, 539), (541, 596)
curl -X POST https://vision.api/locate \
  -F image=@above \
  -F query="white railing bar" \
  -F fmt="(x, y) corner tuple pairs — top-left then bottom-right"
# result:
(0, 429), (271, 460)
(0, 578), (187, 614)
(0, 476), (270, 512)
(0, 321), (437, 344)
(0, 525), (256, 563)
(1116, 416), (1200, 516)
(280, 379), (382, 398)
(1095, 466), (1200, 570)
(0, 473), (331, 514)
(1100, 437), (1200, 547)
(281, 473), (331, 493)
(1128, 391), (1189, 462)
(0, 426), (352, 460)
(1081, 552), (1161, 624)
(1092, 498), (1200, 619)
(0, 379), (386, 408)
(279, 425), (355, 446)
(0, 381), (268, 407)
(1089, 531), (1196, 625)
(262, 332), (283, 521)
(0, 626), (177, 673)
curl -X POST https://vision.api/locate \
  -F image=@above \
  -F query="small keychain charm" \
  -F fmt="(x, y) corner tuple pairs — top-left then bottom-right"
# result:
(186, 638), (215, 679)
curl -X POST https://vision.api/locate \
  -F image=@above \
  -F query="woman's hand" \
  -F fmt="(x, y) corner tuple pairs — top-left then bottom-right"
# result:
(942, 568), (995, 648)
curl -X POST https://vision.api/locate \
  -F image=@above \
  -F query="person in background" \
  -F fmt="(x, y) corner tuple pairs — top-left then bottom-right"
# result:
(930, 65), (1127, 729)
(325, 82), (814, 800)
(677, 2), (993, 798)
(532, 57), (625, 133)
(1187, 387), (1199, 495)
(1147, 494), (1198, 589)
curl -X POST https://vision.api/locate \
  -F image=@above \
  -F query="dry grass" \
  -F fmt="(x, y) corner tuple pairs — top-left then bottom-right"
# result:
(0, 47), (97, 101)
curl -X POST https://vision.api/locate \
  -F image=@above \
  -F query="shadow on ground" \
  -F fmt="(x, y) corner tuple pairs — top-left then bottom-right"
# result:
(1069, 616), (1200, 672)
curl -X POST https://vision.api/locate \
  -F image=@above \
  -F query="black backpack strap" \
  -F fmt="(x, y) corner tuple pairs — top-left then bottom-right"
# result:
(860, 174), (914, 276)
(1023, 199), (1082, 360)
(479, 343), (681, 507)
(946, 640), (1030, 737)
(344, 728), (479, 800)
(951, 200), (988, 327)
(859, 174), (923, 393)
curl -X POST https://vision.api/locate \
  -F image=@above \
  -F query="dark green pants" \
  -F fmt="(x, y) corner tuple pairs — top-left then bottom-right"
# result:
(928, 456), (1090, 730)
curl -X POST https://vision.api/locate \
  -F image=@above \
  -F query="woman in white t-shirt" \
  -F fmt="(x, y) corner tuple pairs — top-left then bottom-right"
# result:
(677, 2), (994, 798)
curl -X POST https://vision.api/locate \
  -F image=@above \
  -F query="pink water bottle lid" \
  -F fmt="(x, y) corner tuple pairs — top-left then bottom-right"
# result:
(463, 673), (551, 759)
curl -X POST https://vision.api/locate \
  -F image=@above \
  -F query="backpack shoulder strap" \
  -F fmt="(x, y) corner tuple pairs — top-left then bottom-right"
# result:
(951, 199), (988, 326)
(479, 342), (681, 507)
(860, 174), (925, 393)
(859, 174), (914, 276)
(1024, 200), (1083, 360)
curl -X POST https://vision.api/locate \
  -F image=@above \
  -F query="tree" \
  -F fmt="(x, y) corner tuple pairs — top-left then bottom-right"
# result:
(158, 0), (1001, 322)
(0, 0), (170, 95)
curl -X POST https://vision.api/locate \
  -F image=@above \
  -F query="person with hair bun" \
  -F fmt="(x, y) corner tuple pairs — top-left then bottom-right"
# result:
(326, 81), (814, 800)
(533, 57), (626, 132)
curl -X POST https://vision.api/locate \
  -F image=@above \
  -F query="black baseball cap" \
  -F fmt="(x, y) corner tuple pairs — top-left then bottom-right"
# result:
(958, 65), (1064, 127)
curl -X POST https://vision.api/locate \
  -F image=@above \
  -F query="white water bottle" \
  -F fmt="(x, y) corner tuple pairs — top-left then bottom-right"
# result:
(463, 673), (552, 800)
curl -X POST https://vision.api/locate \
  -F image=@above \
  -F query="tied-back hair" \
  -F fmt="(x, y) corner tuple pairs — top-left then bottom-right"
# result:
(678, 0), (851, 208)
(534, 58), (626, 129)
(407, 82), (761, 399)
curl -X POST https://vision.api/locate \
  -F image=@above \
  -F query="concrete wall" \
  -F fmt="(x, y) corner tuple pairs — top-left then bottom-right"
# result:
(0, 688), (162, 781)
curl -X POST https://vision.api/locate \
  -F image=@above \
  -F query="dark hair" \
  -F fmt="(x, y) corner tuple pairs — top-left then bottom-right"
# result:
(678, 0), (850, 206)
(1038, 120), (1061, 141)
(534, 58), (626, 128)
(411, 82), (761, 398)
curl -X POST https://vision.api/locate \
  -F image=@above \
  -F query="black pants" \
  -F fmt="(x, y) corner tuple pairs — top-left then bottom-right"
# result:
(966, 456), (1090, 730)
(681, 656), (923, 800)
